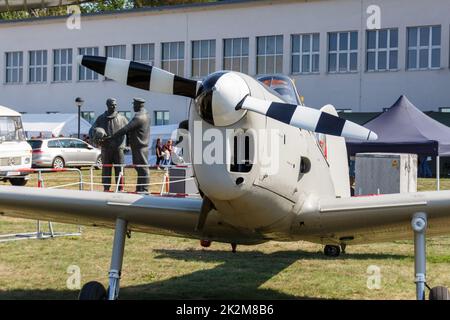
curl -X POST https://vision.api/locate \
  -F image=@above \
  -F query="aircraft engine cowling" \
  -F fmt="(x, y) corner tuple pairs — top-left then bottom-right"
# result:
(195, 72), (249, 127)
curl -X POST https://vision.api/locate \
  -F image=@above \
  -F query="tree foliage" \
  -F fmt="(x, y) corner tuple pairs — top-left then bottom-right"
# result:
(0, 0), (219, 20)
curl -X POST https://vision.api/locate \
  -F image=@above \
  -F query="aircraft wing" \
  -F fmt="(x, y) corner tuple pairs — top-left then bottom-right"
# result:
(297, 191), (450, 245)
(0, 186), (261, 244)
(0, 1), (87, 12)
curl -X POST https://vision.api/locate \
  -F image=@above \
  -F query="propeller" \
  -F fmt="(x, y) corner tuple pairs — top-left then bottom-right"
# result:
(236, 96), (377, 141)
(77, 55), (376, 140)
(77, 55), (200, 98)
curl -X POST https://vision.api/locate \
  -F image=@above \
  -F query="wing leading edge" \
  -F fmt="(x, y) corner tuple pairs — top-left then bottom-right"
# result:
(0, 186), (263, 245)
(295, 191), (450, 245)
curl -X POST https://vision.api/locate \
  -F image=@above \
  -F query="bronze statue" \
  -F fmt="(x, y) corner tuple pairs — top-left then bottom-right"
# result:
(106, 98), (150, 193)
(90, 98), (129, 192)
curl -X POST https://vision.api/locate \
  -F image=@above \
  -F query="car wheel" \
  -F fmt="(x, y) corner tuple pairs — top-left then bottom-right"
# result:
(9, 178), (28, 186)
(95, 155), (102, 170)
(52, 157), (65, 169)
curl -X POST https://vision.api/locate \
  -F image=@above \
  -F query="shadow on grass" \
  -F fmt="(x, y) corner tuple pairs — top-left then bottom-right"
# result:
(0, 248), (407, 300)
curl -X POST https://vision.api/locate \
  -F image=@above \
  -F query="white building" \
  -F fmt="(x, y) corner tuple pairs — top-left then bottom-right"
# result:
(0, 0), (449, 125)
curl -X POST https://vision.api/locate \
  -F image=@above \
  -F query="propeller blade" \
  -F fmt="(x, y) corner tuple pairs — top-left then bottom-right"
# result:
(77, 55), (200, 99)
(237, 96), (377, 141)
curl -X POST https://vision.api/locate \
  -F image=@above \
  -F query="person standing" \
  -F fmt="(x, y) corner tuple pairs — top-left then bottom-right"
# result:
(106, 98), (150, 193)
(155, 138), (164, 169)
(90, 98), (129, 192)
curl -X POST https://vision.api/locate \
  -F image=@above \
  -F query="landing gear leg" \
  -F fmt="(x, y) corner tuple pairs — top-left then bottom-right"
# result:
(108, 218), (128, 300)
(412, 212), (427, 300)
(231, 243), (237, 253)
(340, 244), (347, 254)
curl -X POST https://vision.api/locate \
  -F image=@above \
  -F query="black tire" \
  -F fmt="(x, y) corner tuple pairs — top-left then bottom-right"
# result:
(95, 155), (102, 170)
(52, 156), (65, 169)
(324, 245), (341, 257)
(9, 178), (27, 186)
(79, 281), (107, 300)
(429, 286), (450, 300)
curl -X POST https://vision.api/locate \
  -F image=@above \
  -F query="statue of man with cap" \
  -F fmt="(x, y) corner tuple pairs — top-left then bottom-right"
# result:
(90, 98), (129, 192)
(105, 98), (150, 193)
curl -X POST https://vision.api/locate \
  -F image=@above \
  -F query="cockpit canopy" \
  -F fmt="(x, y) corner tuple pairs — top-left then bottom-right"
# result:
(257, 74), (303, 106)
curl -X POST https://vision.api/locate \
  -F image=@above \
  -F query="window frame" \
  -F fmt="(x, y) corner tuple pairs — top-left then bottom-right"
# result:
(407, 25), (441, 71)
(53, 48), (73, 83)
(154, 111), (170, 126)
(366, 28), (399, 72)
(161, 41), (185, 76)
(5, 51), (24, 84)
(191, 39), (216, 78)
(28, 50), (48, 83)
(223, 37), (249, 74)
(291, 33), (320, 75)
(256, 35), (284, 75)
(327, 31), (359, 74)
(132, 43), (155, 66)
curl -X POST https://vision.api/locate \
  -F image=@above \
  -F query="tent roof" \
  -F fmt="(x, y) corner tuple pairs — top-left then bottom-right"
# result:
(347, 95), (450, 156)
(22, 113), (91, 137)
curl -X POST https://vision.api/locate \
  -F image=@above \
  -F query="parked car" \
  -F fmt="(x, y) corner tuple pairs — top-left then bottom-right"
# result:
(27, 138), (102, 169)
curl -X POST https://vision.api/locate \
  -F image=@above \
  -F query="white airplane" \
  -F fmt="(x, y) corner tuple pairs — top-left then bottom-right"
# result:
(0, 54), (449, 301)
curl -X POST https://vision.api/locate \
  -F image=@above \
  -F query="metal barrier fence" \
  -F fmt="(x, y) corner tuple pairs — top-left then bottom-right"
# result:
(0, 164), (198, 242)
(0, 168), (83, 243)
(87, 164), (197, 196)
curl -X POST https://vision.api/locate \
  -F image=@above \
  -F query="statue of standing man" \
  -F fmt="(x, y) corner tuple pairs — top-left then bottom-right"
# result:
(90, 98), (129, 192)
(106, 98), (150, 193)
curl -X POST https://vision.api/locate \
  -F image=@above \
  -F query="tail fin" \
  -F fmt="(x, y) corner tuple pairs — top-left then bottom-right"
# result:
(320, 105), (351, 198)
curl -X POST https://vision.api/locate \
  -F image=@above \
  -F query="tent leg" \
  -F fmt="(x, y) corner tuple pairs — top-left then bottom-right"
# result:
(437, 156), (440, 191)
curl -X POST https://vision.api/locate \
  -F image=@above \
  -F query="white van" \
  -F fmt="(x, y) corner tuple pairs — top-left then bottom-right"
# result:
(0, 105), (32, 186)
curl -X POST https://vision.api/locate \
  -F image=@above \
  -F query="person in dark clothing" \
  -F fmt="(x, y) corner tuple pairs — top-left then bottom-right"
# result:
(90, 98), (129, 192)
(106, 98), (150, 193)
(155, 138), (164, 168)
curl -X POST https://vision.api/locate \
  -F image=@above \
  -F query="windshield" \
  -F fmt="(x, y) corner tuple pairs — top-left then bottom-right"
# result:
(0, 116), (26, 142)
(257, 75), (301, 105)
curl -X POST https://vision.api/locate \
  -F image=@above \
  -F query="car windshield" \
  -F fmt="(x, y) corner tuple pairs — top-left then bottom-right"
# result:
(0, 116), (26, 142)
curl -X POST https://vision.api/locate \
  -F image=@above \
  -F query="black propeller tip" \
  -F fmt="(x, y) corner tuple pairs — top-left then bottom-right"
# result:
(235, 94), (249, 111)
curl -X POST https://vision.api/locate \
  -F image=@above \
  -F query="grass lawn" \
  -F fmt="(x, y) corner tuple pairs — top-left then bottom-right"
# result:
(0, 174), (449, 300)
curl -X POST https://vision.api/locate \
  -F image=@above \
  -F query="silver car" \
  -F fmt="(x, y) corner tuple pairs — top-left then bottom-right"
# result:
(28, 138), (102, 169)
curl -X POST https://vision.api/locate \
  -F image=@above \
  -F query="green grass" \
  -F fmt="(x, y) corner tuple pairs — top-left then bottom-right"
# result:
(0, 175), (449, 300)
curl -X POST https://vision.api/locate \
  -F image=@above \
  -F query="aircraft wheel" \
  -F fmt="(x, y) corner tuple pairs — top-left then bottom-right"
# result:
(78, 281), (107, 300)
(429, 286), (450, 300)
(9, 178), (27, 186)
(324, 245), (341, 257)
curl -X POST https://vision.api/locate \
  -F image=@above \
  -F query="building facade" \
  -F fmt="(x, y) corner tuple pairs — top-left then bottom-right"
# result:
(0, 0), (449, 125)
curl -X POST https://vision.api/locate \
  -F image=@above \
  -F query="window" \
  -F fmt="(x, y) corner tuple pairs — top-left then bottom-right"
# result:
(81, 111), (96, 124)
(257, 35), (283, 74)
(366, 29), (398, 71)
(78, 47), (99, 81)
(162, 42), (184, 76)
(105, 45), (126, 59)
(53, 49), (72, 82)
(292, 34), (320, 74)
(223, 38), (249, 73)
(47, 140), (61, 148)
(28, 50), (47, 83)
(5, 51), (23, 84)
(154, 111), (169, 126)
(133, 43), (155, 65)
(118, 111), (132, 121)
(192, 40), (216, 78)
(328, 31), (358, 73)
(407, 26), (441, 70)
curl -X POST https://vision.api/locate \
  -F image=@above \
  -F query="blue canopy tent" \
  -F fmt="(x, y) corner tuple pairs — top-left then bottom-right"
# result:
(347, 95), (450, 190)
